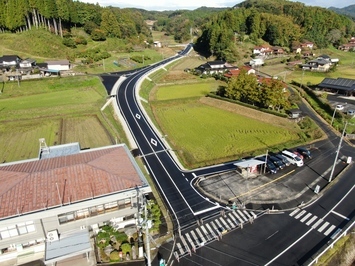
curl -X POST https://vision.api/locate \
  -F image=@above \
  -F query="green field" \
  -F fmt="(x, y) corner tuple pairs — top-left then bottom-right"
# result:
(154, 82), (218, 101)
(153, 100), (298, 167)
(0, 76), (117, 163)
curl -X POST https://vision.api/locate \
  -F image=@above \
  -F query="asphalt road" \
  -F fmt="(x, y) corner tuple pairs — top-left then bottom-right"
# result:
(100, 46), (355, 266)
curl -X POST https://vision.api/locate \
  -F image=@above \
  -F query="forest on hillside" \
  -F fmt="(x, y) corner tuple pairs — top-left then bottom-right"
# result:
(0, 0), (151, 42)
(195, 0), (355, 61)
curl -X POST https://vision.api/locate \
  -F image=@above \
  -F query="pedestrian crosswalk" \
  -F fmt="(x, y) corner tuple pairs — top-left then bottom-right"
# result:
(289, 208), (337, 236)
(174, 209), (259, 260)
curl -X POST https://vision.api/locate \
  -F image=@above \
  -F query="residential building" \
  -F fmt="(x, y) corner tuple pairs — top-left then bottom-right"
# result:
(0, 55), (22, 69)
(253, 45), (272, 56)
(302, 59), (331, 72)
(0, 142), (151, 265)
(45, 60), (70, 71)
(224, 66), (255, 78)
(195, 61), (237, 75)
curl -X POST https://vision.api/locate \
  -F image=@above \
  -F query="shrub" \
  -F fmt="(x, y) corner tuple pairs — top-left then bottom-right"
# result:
(74, 36), (87, 45)
(91, 29), (106, 41)
(62, 38), (76, 48)
(110, 249), (121, 262)
(121, 243), (131, 256)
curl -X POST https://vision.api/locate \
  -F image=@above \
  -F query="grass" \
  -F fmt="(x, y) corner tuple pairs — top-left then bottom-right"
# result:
(152, 99), (299, 168)
(0, 75), (117, 163)
(153, 82), (219, 101)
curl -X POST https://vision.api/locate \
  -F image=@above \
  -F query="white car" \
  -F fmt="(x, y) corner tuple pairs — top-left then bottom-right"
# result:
(335, 104), (344, 111)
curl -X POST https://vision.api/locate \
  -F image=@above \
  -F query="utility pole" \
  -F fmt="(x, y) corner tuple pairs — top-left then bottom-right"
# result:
(329, 121), (348, 182)
(144, 198), (151, 266)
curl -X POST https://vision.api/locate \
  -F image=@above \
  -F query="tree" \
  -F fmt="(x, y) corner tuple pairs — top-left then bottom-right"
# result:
(100, 8), (121, 38)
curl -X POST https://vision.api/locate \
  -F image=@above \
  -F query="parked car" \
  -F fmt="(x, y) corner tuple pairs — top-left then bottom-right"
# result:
(268, 155), (286, 169)
(336, 104), (344, 111)
(296, 147), (312, 159)
(275, 153), (291, 166)
(293, 151), (304, 160)
(347, 110), (355, 116)
(256, 156), (278, 174)
(281, 150), (304, 167)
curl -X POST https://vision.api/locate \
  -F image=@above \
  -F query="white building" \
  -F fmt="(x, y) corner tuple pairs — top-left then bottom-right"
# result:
(0, 142), (151, 265)
(45, 60), (70, 71)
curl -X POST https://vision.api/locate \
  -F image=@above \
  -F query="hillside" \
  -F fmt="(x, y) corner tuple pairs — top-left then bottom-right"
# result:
(329, 4), (355, 19)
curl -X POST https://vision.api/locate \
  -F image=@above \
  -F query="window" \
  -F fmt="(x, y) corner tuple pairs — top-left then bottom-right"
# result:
(0, 221), (35, 240)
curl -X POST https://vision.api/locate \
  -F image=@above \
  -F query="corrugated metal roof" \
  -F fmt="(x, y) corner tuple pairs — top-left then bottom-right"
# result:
(0, 145), (144, 219)
(319, 78), (355, 91)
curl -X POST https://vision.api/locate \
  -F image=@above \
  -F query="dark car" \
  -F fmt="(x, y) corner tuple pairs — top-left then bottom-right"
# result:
(256, 156), (278, 174)
(268, 155), (286, 169)
(296, 147), (312, 159)
(270, 152), (291, 166)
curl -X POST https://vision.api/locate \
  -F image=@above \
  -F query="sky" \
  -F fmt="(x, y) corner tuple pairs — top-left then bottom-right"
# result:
(78, 0), (354, 11)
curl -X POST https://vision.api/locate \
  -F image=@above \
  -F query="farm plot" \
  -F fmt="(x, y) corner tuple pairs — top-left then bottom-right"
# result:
(61, 116), (113, 148)
(152, 100), (299, 168)
(0, 119), (60, 162)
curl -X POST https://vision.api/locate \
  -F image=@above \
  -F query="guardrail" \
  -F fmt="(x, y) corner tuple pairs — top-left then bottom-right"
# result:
(307, 220), (355, 265)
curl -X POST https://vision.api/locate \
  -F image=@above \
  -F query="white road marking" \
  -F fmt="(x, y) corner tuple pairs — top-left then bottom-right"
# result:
(331, 210), (350, 220)
(195, 228), (206, 243)
(300, 213), (312, 223)
(317, 221), (329, 233)
(295, 210), (306, 219)
(324, 225), (336, 236)
(135, 113), (141, 119)
(185, 178), (188, 182)
(237, 210), (248, 222)
(231, 211), (244, 224)
(312, 219), (323, 229)
(290, 208), (300, 217)
(306, 216), (318, 226)
(150, 138), (157, 146)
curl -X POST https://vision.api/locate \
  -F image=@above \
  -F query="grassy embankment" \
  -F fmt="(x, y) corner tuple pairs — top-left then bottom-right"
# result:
(140, 57), (308, 169)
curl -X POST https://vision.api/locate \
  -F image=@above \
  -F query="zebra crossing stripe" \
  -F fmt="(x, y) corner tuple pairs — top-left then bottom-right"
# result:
(226, 218), (236, 228)
(250, 211), (257, 219)
(243, 210), (252, 219)
(306, 216), (318, 226)
(214, 219), (224, 232)
(324, 225), (336, 236)
(180, 235), (189, 251)
(200, 225), (211, 240)
(210, 221), (219, 232)
(205, 223), (217, 239)
(295, 210), (306, 219)
(195, 228), (206, 244)
(318, 221), (329, 233)
(232, 211), (244, 224)
(290, 208), (300, 217)
(190, 230), (200, 245)
(237, 210), (248, 222)
(219, 217), (230, 231)
(300, 213), (312, 223)
(176, 242), (184, 255)
(312, 219), (323, 229)
(228, 213), (239, 226)
(185, 233), (196, 251)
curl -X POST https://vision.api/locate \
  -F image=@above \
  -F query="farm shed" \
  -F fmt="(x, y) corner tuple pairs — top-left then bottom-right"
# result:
(234, 159), (265, 178)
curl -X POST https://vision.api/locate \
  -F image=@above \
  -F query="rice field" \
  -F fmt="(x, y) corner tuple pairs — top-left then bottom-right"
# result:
(152, 100), (299, 167)
(0, 76), (115, 163)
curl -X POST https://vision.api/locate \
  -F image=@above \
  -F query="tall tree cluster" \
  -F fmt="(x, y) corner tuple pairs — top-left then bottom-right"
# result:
(195, 0), (355, 61)
(0, 0), (150, 41)
(222, 69), (290, 111)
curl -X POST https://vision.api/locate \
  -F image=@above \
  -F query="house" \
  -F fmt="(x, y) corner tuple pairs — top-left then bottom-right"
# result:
(249, 58), (264, 67)
(253, 45), (272, 56)
(224, 66), (255, 78)
(0, 141), (151, 265)
(292, 46), (302, 54)
(0, 55), (22, 68)
(302, 59), (331, 72)
(195, 61), (237, 75)
(153, 41), (162, 48)
(318, 78), (355, 96)
(300, 41), (314, 50)
(19, 59), (36, 68)
(338, 43), (355, 51)
(271, 46), (284, 55)
(45, 60), (70, 71)
(288, 109), (302, 119)
(350, 37), (355, 44)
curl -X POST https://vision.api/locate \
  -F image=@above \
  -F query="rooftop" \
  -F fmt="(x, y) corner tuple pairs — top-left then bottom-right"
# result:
(0, 144), (146, 220)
